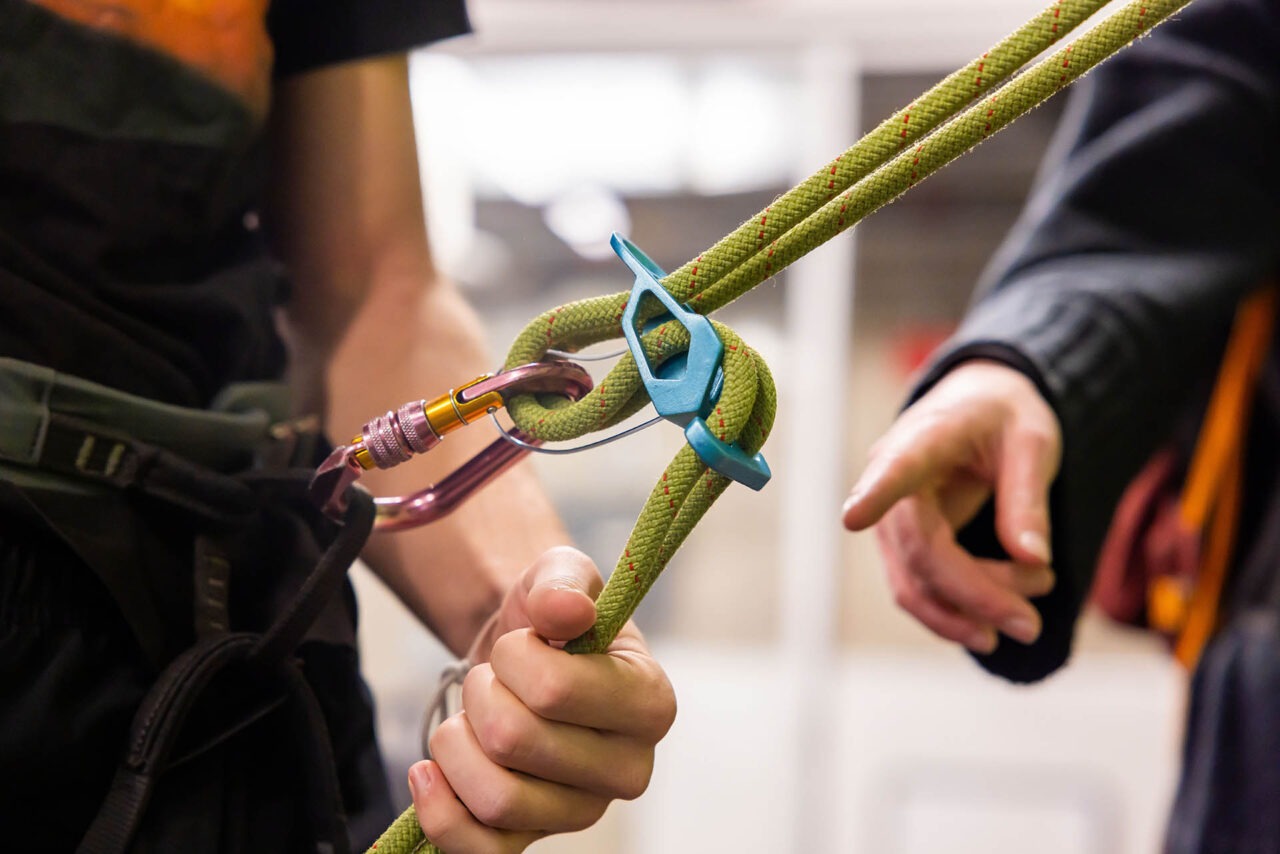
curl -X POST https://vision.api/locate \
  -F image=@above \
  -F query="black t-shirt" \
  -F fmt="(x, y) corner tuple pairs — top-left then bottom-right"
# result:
(0, 0), (469, 406)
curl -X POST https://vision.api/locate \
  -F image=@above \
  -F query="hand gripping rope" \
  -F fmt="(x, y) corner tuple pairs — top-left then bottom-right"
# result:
(340, 1), (1197, 849)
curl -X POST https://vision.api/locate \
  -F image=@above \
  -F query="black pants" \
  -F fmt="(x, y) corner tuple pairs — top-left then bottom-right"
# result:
(0, 488), (394, 853)
(1167, 609), (1280, 854)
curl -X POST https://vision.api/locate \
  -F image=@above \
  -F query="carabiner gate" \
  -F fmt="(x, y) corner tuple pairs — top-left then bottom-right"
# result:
(309, 360), (593, 529)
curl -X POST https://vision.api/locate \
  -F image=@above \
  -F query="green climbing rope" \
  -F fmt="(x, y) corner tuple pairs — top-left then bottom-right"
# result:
(369, 0), (1195, 850)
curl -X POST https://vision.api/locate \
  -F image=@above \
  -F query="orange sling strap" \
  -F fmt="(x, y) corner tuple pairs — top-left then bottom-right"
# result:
(1152, 285), (1278, 668)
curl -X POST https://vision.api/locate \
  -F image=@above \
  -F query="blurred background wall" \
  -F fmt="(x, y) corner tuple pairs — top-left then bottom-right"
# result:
(351, 2), (1188, 851)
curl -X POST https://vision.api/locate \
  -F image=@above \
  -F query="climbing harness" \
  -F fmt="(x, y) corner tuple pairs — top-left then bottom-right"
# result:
(331, 0), (1200, 850)
(0, 356), (386, 853)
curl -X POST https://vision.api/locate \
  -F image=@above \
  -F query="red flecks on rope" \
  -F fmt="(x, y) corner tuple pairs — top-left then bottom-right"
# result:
(974, 54), (988, 96)
(544, 307), (562, 344)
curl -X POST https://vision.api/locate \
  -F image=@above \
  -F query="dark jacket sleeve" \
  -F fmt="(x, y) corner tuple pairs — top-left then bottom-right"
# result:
(910, 0), (1280, 682)
(268, 0), (471, 78)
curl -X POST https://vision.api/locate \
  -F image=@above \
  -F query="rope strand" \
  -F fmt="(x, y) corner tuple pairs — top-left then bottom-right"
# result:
(370, 1), (1195, 850)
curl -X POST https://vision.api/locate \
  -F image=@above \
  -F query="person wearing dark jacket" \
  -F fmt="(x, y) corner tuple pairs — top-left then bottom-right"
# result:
(842, 0), (1280, 850)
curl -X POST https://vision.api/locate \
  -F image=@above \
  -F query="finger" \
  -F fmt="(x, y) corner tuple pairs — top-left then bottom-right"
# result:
(994, 424), (1060, 565)
(462, 664), (655, 801)
(879, 506), (1053, 645)
(878, 513), (994, 652)
(883, 497), (1043, 644)
(409, 760), (543, 854)
(843, 416), (949, 531)
(522, 546), (603, 642)
(490, 628), (676, 739)
(977, 559), (1056, 599)
(933, 472), (992, 531)
(428, 713), (610, 834)
(885, 555), (997, 653)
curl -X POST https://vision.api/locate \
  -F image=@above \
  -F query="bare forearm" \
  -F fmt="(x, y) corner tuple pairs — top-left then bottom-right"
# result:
(266, 55), (570, 654)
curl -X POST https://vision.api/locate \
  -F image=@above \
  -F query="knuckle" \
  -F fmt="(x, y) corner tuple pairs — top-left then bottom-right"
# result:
(414, 803), (449, 842)
(634, 663), (677, 737)
(461, 662), (492, 701)
(651, 684), (678, 737)
(1012, 421), (1061, 462)
(613, 752), (655, 801)
(470, 780), (522, 829)
(543, 544), (591, 565)
(427, 715), (460, 759)
(478, 714), (528, 766)
(489, 630), (521, 669)
(1016, 422), (1055, 448)
(567, 797), (610, 832)
(527, 671), (574, 718)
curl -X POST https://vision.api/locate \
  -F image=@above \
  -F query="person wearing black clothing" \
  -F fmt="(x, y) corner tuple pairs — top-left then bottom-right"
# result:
(843, 0), (1280, 849)
(0, 1), (675, 851)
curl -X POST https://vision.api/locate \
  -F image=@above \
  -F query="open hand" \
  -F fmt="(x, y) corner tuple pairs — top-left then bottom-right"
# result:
(842, 360), (1062, 654)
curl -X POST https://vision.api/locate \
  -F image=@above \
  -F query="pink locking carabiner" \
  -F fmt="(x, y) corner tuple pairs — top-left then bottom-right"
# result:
(309, 360), (592, 530)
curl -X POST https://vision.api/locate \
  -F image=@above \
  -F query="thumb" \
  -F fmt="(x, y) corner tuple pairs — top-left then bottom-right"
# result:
(994, 424), (1060, 565)
(522, 546), (603, 642)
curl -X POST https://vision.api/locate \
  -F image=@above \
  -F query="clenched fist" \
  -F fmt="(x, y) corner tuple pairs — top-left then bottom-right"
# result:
(409, 547), (676, 853)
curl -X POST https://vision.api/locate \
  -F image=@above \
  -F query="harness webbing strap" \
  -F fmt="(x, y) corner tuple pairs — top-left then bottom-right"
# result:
(372, 1), (1197, 850)
(78, 486), (375, 854)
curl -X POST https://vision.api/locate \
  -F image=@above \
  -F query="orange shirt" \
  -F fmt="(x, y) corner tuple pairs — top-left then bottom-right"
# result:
(30, 0), (273, 116)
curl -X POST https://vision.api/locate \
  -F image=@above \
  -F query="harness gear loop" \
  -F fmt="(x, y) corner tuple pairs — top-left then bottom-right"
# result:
(360, 0), (1199, 849)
